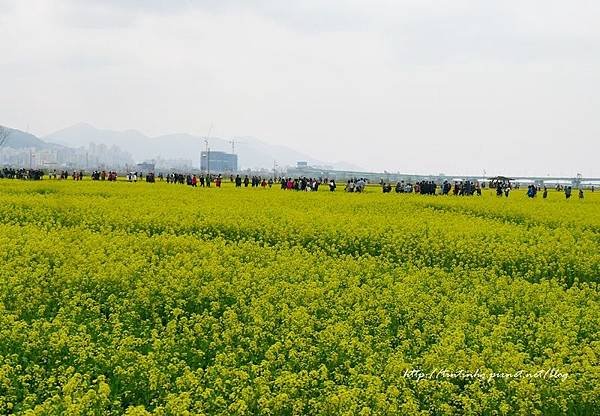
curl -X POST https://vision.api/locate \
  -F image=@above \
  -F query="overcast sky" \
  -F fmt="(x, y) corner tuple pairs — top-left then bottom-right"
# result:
(1, 0), (599, 176)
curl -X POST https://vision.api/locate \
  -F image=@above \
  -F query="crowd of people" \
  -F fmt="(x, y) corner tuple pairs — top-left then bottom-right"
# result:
(163, 173), (223, 187)
(378, 179), (590, 200)
(381, 180), (482, 196)
(59, 170), (84, 180)
(283, 177), (321, 191)
(0, 168), (594, 200)
(526, 184), (585, 199)
(0, 168), (45, 180)
(89, 170), (119, 181)
(230, 174), (326, 191)
(233, 175), (273, 188)
(345, 178), (367, 192)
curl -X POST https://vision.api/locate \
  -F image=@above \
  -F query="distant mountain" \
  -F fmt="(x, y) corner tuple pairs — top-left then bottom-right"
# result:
(45, 123), (148, 151)
(0, 126), (65, 150)
(0, 125), (134, 168)
(44, 123), (364, 171)
(232, 136), (323, 170)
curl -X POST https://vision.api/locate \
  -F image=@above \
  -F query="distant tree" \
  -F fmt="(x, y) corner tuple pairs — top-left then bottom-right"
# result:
(0, 126), (11, 148)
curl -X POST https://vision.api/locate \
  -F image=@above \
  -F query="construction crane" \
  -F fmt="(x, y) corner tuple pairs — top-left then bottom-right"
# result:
(227, 138), (246, 155)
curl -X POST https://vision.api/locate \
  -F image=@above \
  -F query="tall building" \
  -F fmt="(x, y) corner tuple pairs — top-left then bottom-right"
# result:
(136, 162), (155, 173)
(200, 151), (238, 173)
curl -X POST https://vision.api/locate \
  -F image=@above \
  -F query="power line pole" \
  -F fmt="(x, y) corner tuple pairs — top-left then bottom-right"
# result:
(203, 122), (213, 174)
(204, 139), (210, 185)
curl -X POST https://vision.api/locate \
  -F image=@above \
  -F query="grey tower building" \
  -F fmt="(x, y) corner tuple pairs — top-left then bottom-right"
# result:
(200, 151), (238, 173)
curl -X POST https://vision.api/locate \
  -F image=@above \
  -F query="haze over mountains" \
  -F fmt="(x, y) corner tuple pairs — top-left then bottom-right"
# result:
(1, 128), (64, 151)
(44, 123), (363, 171)
(0, 125), (135, 168)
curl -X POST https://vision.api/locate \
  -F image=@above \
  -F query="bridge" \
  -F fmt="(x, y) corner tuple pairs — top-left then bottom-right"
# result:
(284, 166), (600, 186)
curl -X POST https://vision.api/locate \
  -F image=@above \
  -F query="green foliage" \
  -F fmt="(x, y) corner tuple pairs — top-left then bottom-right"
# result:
(0, 180), (598, 415)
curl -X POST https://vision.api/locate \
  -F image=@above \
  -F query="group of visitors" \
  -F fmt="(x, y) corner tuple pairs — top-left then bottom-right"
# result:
(378, 179), (589, 200)
(165, 173), (186, 184)
(164, 173), (223, 188)
(0, 168), (45, 180)
(382, 180), (482, 196)
(525, 184), (585, 199)
(231, 175), (327, 191)
(126, 172), (139, 182)
(89, 170), (119, 181)
(281, 177), (322, 191)
(55, 170), (85, 180)
(451, 181), (482, 196)
(233, 175), (274, 188)
(0, 168), (595, 200)
(496, 182), (512, 197)
(345, 178), (368, 192)
(392, 182), (415, 193)
(563, 186), (584, 200)
(124, 171), (155, 183)
(417, 181), (439, 195)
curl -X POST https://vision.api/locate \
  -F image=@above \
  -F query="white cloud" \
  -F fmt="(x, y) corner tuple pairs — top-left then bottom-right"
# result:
(0, 0), (599, 175)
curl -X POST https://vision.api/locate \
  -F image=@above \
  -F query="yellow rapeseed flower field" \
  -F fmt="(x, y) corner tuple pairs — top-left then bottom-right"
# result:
(0, 179), (598, 415)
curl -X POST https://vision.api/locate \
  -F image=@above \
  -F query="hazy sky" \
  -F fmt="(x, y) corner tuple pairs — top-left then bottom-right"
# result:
(1, 0), (599, 176)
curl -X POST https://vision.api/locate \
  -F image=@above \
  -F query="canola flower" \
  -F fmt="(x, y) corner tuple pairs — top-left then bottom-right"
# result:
(0, 179), (598, 415)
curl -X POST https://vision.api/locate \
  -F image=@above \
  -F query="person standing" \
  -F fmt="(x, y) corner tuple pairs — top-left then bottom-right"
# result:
(329, 179), (336, 192)
(565, 186), (572, 199)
